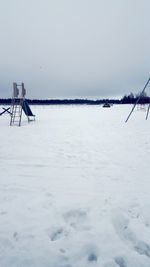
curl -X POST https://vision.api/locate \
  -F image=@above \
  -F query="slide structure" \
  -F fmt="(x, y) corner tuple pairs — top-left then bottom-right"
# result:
(22, 100), (35, 120)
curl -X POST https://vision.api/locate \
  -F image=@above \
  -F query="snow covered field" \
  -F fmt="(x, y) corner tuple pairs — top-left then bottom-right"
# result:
(0, 104), (150, 267)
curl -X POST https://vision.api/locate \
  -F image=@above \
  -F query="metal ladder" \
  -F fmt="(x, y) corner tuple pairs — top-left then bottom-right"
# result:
(10, 98), (24, 126)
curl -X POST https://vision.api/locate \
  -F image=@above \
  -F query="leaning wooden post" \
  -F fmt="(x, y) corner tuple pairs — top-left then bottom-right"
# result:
(125, 78), (150, 122)
(146, 103), (150, 120)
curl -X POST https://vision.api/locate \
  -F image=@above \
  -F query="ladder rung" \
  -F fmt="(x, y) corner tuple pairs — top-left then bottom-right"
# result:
(10, 97), (24, 126)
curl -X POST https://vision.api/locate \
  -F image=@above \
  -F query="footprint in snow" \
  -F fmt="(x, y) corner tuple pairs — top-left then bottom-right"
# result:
(104, 260), (119, 267)
(81, 243), (99, 264)
(87, 252), (98, 262)
(114, 256), (127, 267)
(48, 227), (68, 241)
(134, 241), (150, 258)
(112, 212), (150, 259)
(13, 232), (19, 241)
(63, 209), (90, 230)
(0, 211), (7, 215)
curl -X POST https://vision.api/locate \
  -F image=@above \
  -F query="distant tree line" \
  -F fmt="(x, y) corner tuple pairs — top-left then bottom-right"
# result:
(0, 98), (120, 105)
(0, 93), (150, 105)
(121, 92), (150, 104)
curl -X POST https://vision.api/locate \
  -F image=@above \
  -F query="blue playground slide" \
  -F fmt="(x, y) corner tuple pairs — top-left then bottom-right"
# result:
(22, 100), (35, 119)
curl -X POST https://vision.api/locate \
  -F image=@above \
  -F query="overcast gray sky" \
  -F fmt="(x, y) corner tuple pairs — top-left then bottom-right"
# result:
(0, 0), (150, 99)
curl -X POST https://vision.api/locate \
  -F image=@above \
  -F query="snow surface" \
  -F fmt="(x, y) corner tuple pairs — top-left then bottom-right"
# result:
(0, 104), (150, 267)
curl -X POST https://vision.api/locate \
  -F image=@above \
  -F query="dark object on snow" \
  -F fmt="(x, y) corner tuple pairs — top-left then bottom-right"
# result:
(0, 107), (12, 116)
(103, 103), (111, 108)
(88, 253), (97, 262)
